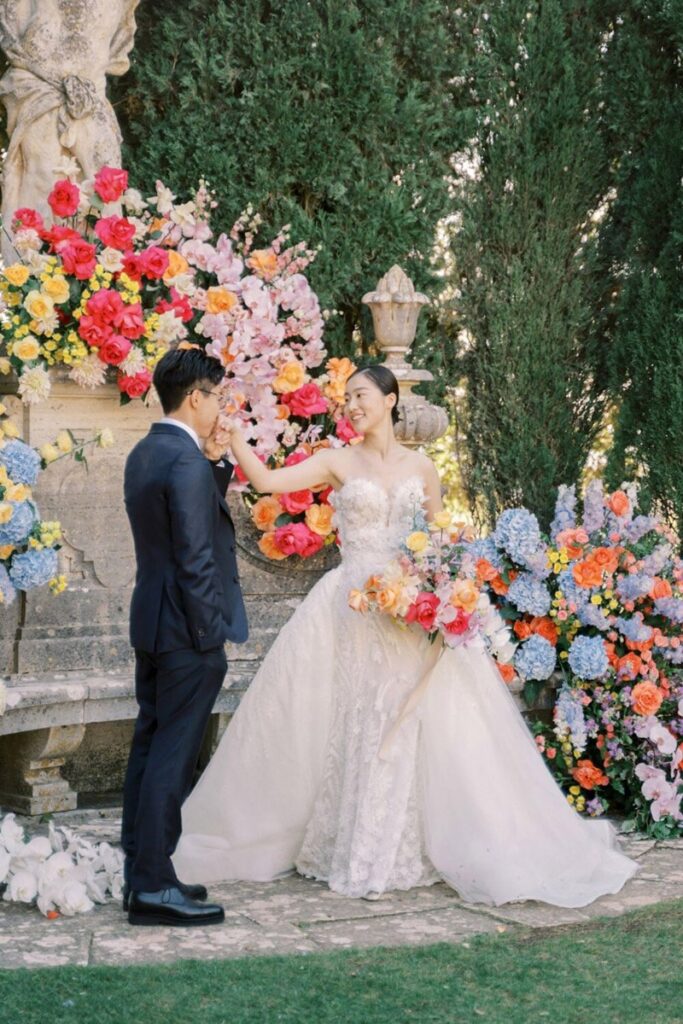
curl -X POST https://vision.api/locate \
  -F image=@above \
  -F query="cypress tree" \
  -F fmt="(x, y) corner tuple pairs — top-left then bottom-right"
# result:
(112, 0), (468, 357)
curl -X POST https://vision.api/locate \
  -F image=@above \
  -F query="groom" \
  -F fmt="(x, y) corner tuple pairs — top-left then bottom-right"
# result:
(121, 346), (248, 927)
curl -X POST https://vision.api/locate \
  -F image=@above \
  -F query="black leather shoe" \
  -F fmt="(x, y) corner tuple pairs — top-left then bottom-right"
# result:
(128, 887), (224, 927)
(122, 880), (208, 912)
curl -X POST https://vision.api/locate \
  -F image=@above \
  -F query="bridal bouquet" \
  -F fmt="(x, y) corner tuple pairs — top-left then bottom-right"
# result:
(471, 481), (683, 835)
(348, 511), (516, 671)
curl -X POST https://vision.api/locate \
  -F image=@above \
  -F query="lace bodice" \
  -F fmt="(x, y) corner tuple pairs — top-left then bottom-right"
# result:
(330, 476), (426, 576)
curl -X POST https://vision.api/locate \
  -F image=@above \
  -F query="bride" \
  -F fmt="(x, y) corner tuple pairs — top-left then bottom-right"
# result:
(173, 365), (637, 906)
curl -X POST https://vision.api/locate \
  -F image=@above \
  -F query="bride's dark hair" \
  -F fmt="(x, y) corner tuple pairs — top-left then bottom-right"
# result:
(348, 365), (401, 425)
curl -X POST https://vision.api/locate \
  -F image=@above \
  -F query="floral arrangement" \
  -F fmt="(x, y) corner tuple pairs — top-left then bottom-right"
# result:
(1, 169), (359, 559)
(0, 405), (113, 607)
(0, 813), (123, 917)
(468, 480), (683, 836)
(348, 509), (516, 668)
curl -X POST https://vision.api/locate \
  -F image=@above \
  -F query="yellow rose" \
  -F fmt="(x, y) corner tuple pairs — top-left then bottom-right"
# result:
(23, 290), (54, 322)
(55, 430), (73, 454)
(5, 483), (30, 501)
(0, 503), (13, 525)
(2, 420), (20, 439)
(39, 443), (59, 464)
(405, 530), (430, 554)
(450, 578), (480, 614)
(431, 510), (452, 530)
(0, 544), (14, 559)
(272, 360), (306, 394)
(96, 428), (115, 449)
(163, 250), (190, 281)
(205, 287), (238, 315)
(3, 264), (30, 287)
(376, 585), (402, 615)
(41, 276), (71, 304)
(305, 503), (335, 537)
(12, 335), (41, 362)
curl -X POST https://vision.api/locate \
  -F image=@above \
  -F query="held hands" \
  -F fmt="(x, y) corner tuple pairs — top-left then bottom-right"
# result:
(204, 416), (241, 462)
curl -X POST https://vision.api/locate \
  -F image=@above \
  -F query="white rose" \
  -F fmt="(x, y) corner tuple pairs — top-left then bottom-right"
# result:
(0, 847), (10, 884)
(55, 880), (94, 916)
(37, 851), (75, 890)
(122, 188), (147, 215)
(0, 813), (25, 855)
(4, 869), (38, 903)
(13, 835), (53, 868)
(98, 247), (125, 274)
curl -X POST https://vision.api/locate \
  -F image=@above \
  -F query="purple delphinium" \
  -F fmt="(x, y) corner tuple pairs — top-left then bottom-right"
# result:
(550, 485), (576, 544)
(582, 479), (605, 535)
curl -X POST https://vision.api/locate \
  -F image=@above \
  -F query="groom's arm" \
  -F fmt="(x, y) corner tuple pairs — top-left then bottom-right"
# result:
(166, 452), (226, 652)
(207, 458), (234, 498)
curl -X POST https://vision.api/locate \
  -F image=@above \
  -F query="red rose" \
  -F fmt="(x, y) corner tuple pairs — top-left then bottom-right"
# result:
(118, 369), (152, 399)
(405, 592), (440, 632)
(122, 252), (143, 282)
(443, 608), (472, 636)
(13, 207), (44, 232)
(318, 486), (333, 504)
(139, 246), (169, 280)
(284, 449), (310, 467)
(283, 382), (328, 419)
(85, 288), (125, 323)
(78, 315), (114, 348)
(335, 416), (360, 443)
(98, 333), (132, 366)
(60, 240), (97, 280)
(93, 166), (129, 203)
(280, 489), (314, 515)
(94, 215), (136, 251)
(47, 179), (80, 218)
(42, 224), (81, 252)
(156, 288), (194, 323)
(113, 302), (146, 340)
(273, 522), (324, 558)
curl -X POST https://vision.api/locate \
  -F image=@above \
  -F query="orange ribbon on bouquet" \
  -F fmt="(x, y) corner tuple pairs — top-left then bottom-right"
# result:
(378, 636), (445, 761)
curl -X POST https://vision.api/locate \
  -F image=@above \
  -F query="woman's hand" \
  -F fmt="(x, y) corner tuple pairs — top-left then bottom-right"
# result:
(204, 417), (240, 462)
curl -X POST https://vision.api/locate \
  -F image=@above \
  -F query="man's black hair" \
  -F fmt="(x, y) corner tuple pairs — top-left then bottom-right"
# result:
(153, 347), (224, 414)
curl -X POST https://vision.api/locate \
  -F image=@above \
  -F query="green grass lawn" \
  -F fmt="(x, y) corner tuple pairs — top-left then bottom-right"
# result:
(2, 901), (682, 1024)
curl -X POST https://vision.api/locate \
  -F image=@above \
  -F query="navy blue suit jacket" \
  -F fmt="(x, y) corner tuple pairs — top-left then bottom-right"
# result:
(124, 422), (248, 654)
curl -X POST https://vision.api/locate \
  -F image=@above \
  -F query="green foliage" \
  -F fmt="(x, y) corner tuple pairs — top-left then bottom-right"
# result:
(113, 0), (469, 357)
(600, 1), (683, 537)
(440, 1), (613, 531)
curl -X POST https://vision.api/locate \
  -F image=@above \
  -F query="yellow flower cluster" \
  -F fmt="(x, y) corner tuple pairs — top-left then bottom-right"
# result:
(30, 520), (62, 550)
(566, 786), (586, 812)
(49, 574), (68, 595)
(547, 547), (570, 573)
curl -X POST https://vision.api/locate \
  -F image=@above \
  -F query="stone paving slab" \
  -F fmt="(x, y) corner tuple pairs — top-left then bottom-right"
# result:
(0, 809), (681, 970)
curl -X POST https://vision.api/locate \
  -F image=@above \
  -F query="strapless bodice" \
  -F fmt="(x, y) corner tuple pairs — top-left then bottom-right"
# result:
(330, 475), (425, 576)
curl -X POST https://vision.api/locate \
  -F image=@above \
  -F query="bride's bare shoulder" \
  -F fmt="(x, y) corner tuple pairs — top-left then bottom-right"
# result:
(405, 450), (439, 486)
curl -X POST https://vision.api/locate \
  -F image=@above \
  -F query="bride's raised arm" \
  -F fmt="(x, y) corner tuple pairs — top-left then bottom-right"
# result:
(224, 424), (340, 495)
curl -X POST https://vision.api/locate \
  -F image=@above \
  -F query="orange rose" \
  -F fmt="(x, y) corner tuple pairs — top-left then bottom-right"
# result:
(450, 578), (479, 614)
(273, 360), (306, 394)
(556, 527), (589, 559)
(376, 585), (402, 615)
(618, 652), (643, 681)
(251, 496), (282, 532)
(650, 577), (673, 600)
(247, 249), (278, 277)
(529, 616), (559, 646)
(572, 558), (603, 588)
(163, 249), (189, 281)
(497, 662), (516, 684)
(603, 642), (619, 667)
(571, 759), (609, 790)
(631, 681), (664, 716)
(592, 547), (620, 575)
(206, 287), (238, 315)
(348, 589), (369, 613)
(490, 574), (509, 596)
(305, 503), (335, 537)
(324, 378), (347, 403)
(514, 620), (532, 640)
(257, 531), (288, 561)
(476, 558), (499, 583)
(326, 356), (356, 381)
(608, 490), (631, 517)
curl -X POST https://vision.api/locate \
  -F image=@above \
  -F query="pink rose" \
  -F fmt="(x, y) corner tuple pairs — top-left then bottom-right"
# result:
(86, 288), (125, 323)
(122, 252), (143, 282)
(13, 207), (44, 232)
(47, 179), (80, 218)
(42, 224), (81, 252)
(284, 450), (310, 467)
(93, 166), (129, 203)
(405, 592), (440, 632)
(78, 315), (114, 348)
(156, 288), (194, 323)
(94, 215), (136, 251)
(283, 383), (328, 419)
(118, 369), (152, 399)
(60, 239), (97, 280)
(98, 333), (132, 366)
(139, 246), (170, 280)
(280, 489), (314, 515)
(113, 302), (146, 340)
(335, 417), (360, 443)
(273, 522), (324, 558)
(443, 608), (472, 636)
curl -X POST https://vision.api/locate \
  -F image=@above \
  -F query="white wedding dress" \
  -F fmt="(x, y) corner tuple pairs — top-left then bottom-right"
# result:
(173, 476), (637, 906)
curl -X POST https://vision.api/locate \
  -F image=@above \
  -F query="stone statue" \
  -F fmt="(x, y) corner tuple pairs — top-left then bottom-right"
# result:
(0, 0), (139, 254)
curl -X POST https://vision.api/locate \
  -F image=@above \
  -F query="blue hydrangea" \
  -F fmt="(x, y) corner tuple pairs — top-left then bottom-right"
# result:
(507, 572), (552, 616)
(615, 615), (653, 643)
(493, 508), (542, 567)
(9, 547), (58, 591)
(567, 635), (609, 680)
(577, 602), (610, 632)
(557, 567), (588, 609)
(616, 573), (653, 602)
(0, 440), (41, 486)
(582, 479), (605, 535)
(0, 500), (36, 546)
(464, 537), (504, 571)
(554, 686), (587, 752)
(550, 485), (576, 543)
(514, 634), (557, 681)
(0, 564), (16, 605)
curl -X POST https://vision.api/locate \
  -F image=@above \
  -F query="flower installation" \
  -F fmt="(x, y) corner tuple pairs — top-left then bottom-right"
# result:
(467, 480), (683, 836)
(0, 813), (123, 918)
(0, 171), (359, 559)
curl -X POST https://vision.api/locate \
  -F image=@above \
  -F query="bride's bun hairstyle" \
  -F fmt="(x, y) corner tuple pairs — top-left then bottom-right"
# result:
(348, 365), (401, 425)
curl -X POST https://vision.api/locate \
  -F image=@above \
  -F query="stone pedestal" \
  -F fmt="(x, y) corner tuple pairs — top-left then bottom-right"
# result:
(0, 723), (85, 814)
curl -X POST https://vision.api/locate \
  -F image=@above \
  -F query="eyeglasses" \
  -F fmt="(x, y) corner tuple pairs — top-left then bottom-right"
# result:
(186, 387), (221, 399)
